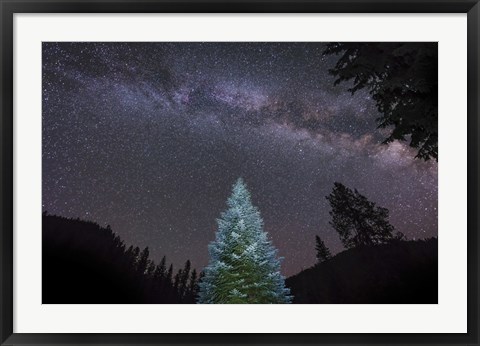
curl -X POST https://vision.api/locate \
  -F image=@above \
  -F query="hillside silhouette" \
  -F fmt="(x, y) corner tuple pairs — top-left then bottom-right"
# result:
(43, 213), (198, 304)
(286, 238), (437, 303)
(43, 213), (437, 304)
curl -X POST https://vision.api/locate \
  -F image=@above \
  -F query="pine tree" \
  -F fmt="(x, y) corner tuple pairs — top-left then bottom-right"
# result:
(132, 246), (140, 263)
(136, 247), (150, 275)
(166, 264), (173, 283)
(179, 260), (191, 298)
(184, 269), (198, 303)
(146, 261), (156, 276)
(154, 256), (167, 280)
(315, 235), (332, 264)
(198, 178), (292, 304)
(326, 182), (403, 248)
(188, 269), (198, 296)
(173, 270), (181, 291)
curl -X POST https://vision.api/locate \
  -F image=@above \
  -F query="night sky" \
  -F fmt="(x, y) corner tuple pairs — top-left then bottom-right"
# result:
(42, 42), (437, 276)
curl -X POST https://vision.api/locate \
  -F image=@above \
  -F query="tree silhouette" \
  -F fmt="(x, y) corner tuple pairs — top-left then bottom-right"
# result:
(178, 268), (199, 304)
(173, 270), (181, 292)
(188, 269), (198, 298)
(131, 246), (140, 263)
(136, 247), (150, 275)
(155, 256), (167, 279)
(167, 264), (173, 283)
(326, 182), (403, 248)
(179, 260), (191, 299)
(324, 43), (438, 161)
(198, 178), (292, 303)
(315, 235), (332, 264)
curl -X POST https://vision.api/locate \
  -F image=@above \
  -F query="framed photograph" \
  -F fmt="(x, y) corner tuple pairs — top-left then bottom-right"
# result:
(1, 0), (479, 345)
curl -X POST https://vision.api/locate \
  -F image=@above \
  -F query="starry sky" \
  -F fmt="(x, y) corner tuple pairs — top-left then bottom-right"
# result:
(42, 42), (437, 277)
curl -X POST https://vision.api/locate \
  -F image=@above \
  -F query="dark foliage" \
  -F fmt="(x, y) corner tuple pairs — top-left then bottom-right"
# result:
(324, 42), (438, 161)
(43, 213), (435, 305)
(287, 238), (437, 303)
(326, 182), (405, 248)
(42, 213), (198, 303)
(315, 235), (332, 264)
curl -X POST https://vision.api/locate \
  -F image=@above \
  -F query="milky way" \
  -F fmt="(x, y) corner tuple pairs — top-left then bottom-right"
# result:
(42, 42), (437, 276)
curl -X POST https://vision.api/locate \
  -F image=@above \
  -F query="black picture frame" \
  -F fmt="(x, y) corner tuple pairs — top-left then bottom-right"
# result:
(1, 0), (479, 345)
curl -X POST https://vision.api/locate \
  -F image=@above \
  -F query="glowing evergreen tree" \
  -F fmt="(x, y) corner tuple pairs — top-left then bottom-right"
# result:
(198, 178), (292, 304)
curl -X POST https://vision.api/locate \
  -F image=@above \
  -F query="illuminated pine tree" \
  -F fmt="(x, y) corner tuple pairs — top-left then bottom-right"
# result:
(198, 178), (292, 304)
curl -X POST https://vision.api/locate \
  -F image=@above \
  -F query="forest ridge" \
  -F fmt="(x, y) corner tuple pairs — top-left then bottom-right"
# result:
(43, 179), (437, 304)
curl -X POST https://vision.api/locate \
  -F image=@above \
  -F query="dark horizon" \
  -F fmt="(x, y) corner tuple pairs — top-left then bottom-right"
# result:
(42, 42), (438, 277)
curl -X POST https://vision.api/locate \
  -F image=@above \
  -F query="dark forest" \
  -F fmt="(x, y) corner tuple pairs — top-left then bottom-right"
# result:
(43, 212), (437, 304)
